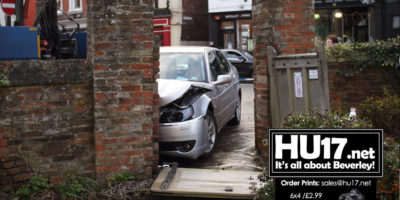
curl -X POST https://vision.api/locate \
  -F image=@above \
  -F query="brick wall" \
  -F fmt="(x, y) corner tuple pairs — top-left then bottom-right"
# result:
(181, 0), (209, 44)
(328, 62), (398, 111)
(0, 60), (93, 190)
(252, 0), (315, 153)
(0, 1), (158, 189)
(87, 0), (157, 180)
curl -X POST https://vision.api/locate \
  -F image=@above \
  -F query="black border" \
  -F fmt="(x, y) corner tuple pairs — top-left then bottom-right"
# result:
(268, 129), (383, 178)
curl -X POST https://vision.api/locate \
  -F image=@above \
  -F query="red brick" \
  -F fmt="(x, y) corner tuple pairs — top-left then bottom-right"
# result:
(94, 65), (105, 70)
(13, 173), (32, 183)
(131, 64), (152, 69)
(119, 99), (140, 104)
(95, 51), (105, 56)
(143, 70), (153, 77)
(119, 137), (137, 143)
(95, 145), (107, 151)
(51, 177), (64, 183)
(110, 158), (130, 165)
(0, 140), (7, 147)
(3, 161), (14, 169)
(95, 93), (105, 100)
(76, 106), (85, 112)
(121, 85), (141, 92)
(121, 150), (141, 156)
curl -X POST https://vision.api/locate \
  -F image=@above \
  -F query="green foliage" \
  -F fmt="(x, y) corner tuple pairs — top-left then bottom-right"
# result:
(327, 37), (400, 68)
(257, 111), (372, 199)
(377, 137), (399, 200)
(358, 94), (400, 138)
(107, 172), (135, 188)
(54, 174), (98, 200)
(281, 110), (372, 129)
(256, 168), (274, 200)
(15, 175), (50, 200)
(0, 68), (9, 87)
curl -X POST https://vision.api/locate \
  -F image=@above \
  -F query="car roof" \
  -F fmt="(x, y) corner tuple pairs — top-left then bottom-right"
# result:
(221, 49), (241, 52)
(160, 46), (218, 53)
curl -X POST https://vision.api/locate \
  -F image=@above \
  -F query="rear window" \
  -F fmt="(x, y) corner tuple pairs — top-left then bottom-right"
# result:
(159, 53), (207, 82)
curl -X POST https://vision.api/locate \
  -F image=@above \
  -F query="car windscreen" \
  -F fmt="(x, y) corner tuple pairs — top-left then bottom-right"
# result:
(159, 53), (207, 82)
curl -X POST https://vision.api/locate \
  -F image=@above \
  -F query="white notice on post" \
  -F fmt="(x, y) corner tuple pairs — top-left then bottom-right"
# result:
(294, 72), (303, 98)
(309, 69), (319, 79)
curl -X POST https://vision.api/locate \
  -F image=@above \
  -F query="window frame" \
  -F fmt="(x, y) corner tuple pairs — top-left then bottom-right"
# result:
(57, 0), (63, 15)
(69, 0), (83, 13)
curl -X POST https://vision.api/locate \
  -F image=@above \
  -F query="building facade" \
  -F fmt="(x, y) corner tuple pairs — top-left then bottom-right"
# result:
(154, 0), (209, 46)
(315, 0), (400, 42)
(208, 0), (253, 50)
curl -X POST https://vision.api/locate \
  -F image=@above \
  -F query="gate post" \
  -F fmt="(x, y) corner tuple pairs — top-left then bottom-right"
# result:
(87, 0), (158, 180)
(252, 0), (315, 154)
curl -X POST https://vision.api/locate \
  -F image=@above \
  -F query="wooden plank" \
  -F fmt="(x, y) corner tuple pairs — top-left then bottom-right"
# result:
(151, 168), (262, 199)
(317, 43), (331, 112)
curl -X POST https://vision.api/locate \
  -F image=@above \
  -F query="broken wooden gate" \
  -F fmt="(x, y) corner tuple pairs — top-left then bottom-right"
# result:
(267, 44), (330, 127)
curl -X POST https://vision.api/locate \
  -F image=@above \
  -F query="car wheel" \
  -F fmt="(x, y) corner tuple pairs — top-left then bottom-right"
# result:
(229, 97), (241, 126)
(203, 110), (217, 155)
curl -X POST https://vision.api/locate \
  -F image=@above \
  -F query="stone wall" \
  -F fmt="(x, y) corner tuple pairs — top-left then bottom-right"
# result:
(0, 60), (93, 190)
(252, 0), (315, 153)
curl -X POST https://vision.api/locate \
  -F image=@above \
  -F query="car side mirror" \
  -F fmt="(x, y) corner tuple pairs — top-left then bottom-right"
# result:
(214, 75), (232, 86)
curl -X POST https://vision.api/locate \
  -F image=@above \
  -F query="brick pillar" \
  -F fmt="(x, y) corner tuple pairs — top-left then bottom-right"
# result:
(87, 0), (158, 180)
(252, 0), (315, 154)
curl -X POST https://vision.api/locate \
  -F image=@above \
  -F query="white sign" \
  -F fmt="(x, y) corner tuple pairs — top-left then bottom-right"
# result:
(208, 0), (252, 13)
(309, 69), (319, 79)
(294, 72), (303, 98)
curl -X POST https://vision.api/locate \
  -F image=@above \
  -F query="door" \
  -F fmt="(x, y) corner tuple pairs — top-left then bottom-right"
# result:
(208, 50), (232, 128)
(223, 30), (236, 49)
(215, 50), (237, 124)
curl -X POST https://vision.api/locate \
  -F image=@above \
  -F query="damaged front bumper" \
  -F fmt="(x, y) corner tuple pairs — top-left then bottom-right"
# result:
(159, 116), (207, 159)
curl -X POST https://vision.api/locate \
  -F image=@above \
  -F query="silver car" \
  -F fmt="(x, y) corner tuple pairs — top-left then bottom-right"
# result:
(158, 46), (241, 159)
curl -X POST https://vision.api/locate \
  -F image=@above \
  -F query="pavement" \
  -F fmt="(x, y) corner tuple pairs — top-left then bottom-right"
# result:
(159, 83), (263, 172)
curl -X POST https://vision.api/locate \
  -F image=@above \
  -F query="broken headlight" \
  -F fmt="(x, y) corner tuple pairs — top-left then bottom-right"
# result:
(160, 105), (194, 123)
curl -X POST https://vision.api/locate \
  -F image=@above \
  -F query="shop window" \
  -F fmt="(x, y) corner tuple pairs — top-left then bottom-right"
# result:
(393, 16), (400, 37)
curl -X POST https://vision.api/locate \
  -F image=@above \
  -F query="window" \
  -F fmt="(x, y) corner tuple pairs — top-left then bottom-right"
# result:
(209, 51), (230, 81)
(57, 0), (63, 14)
(226, 51), (242, 59)
(208, 51), (220, 81)
(216, 51), (230, 74)
(393, 16), (400, 37)
(69, 0), (82, 12)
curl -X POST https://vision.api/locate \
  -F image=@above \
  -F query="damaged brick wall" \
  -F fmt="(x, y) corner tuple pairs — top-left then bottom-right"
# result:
(87, 0), (157, 180)
(252, 0), (315, 153)
(0, 60), (93, 190)
(1, 0), (158, 189)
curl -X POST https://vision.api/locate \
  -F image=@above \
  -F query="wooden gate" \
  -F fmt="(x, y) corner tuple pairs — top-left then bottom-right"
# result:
(267, 44), (330, 128)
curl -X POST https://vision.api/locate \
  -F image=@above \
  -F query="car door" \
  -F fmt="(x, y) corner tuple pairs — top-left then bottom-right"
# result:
(207, 50), (232, 128)
(215, 50), (237, 125)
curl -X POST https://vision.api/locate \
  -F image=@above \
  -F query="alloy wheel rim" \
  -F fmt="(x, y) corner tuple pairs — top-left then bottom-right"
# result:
(205, 115), (216, 153)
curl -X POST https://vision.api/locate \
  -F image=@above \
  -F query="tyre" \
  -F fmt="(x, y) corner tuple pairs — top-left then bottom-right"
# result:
(229, 97), (241, 126)
(203, 110), (217, 156)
